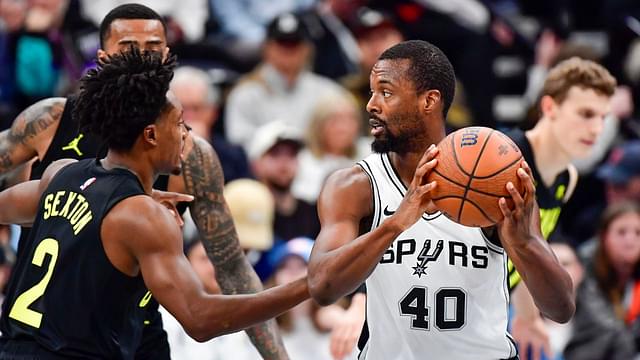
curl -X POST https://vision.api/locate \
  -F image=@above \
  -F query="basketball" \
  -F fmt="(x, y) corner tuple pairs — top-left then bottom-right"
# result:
(426, 127), (524, 227)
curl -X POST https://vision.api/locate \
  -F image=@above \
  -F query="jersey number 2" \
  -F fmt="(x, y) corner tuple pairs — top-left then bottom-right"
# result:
(399, 286), (466, 331)
(9, 238), (59, 328)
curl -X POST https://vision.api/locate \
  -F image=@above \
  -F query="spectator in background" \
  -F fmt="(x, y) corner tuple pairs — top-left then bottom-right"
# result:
(566, 141), (640, 245)
(80, 0), (208, 43)
(266, 237), (355, 360)
(224, 12), (345, 150)
(292, 92), (370, 203)
(0, 0), (27, 125)
(12, 0), (98, 110)
(208, 0), (315, 62)
(341, 6), (403, 119)
(564, 201), (640, 360)
(370, 0), (501, 128)
(300, 0), (366, 80)
(170, 66), (251, 183)
(542, 242), (584, 360)
(160, 237), (261, 360)
(225, 179), (275, 253)
(224, 178), (276, 280)
(599, 142), (640, 206)
(249, 121), (321, 243)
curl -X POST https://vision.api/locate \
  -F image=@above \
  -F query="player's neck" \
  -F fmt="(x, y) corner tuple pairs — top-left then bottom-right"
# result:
(101, 151), (155, 194)
(389, 151), (424, 187)
(525, 124), (571, 187)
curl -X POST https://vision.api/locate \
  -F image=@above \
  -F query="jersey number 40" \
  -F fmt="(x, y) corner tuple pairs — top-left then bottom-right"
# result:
(399, 286), (466, 331)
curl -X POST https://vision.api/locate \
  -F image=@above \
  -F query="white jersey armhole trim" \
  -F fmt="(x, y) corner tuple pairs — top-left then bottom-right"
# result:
(357, 160), (381, 231)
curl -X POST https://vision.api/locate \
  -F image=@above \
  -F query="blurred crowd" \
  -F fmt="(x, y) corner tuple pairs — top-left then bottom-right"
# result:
(1, 0), (640, 359)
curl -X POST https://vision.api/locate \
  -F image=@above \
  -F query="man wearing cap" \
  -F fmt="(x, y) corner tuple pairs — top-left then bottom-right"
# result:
(568, 141), (640, 248)
(225, 12), (345, 151)
(598, 141), (640, 205)
(341, 7), (403, 128)
(170, 66), (251, 183)
(249, 121), (321, 244)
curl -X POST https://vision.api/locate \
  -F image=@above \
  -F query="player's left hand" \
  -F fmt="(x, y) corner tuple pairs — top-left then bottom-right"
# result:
(496, 161), (541, 245)
(151, 189), (194, 227)
(328, 294), (366, 360)
(511, 314), (552, 360)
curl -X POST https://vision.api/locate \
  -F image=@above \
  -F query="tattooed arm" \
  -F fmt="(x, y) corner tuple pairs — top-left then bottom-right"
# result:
(177, 135), (290, 359)
(0, 98), (65, 179)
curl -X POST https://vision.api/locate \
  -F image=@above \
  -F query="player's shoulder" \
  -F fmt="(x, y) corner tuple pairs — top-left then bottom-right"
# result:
(11, 97), (67, 134)
(319, 166), (372, 216)
(323, 166), (371, 194)
(106, 195), (174, 232)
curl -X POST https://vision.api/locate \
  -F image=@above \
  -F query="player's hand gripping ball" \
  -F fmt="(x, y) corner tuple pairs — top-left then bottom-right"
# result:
(426, 127), (524, 227)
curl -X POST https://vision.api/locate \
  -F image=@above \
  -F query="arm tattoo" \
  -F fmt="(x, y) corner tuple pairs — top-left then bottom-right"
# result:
(0, 98), (65, 174)
(182, 136), (289, 359)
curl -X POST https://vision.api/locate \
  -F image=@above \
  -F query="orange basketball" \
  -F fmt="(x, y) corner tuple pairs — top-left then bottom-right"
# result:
(426, 126), (524, 227)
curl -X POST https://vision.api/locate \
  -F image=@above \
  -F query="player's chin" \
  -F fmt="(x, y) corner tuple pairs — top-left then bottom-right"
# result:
(170, 165), (182, 176)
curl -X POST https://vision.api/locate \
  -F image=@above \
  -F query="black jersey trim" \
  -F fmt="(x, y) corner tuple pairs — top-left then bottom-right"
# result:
(502, 253), (516, 359)
(381, 153), (407, 197)
(380, 153), (443, 221)
(479, 228), (504, 254)
(357, 161), (382, 230)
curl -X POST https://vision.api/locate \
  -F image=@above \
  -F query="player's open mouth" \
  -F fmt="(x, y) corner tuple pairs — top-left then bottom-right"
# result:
(369, 118), (386, 137)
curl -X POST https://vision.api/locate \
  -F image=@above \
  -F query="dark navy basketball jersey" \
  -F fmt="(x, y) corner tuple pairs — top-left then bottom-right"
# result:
(508, 129), (570, 239)
(1, 159), (151, 359)
(507, 129), (571, 289)
(29, 96), (101, 181)
(17, 96), (171, 359)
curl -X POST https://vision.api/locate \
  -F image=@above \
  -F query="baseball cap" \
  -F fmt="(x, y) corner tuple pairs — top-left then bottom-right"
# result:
(266, 13), (307, 43)
(247, 121), (303, 161)
(268, 237), (315, 269)
(224, 179), (275, 251)
(596, 141), (640, 185)
(349, 7), (396, 39)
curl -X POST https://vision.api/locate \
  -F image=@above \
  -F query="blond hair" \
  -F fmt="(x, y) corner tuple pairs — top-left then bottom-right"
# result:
(306, 91), (360, 158)
(541, 57), (616, 105)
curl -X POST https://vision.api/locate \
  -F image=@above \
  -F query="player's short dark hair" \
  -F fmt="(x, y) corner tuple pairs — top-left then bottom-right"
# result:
(99, 4), (167, 48)
(379, 40), (456, 117)
(74, 47), (177, 151)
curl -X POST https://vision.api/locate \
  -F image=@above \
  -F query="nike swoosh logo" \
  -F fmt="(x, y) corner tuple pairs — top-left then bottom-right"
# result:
(383, 206), (395, 216)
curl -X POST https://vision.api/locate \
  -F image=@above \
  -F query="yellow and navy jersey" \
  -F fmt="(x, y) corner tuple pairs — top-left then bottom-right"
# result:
(29, 96), (101, 181)
(1, 159), (152, 359)
(506, 130), (572, 289)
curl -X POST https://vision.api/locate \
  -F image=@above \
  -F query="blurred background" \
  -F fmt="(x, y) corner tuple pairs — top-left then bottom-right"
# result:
(1, 0), (640, 359)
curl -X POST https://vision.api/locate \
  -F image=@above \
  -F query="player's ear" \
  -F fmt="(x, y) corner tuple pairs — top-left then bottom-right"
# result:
(143, 125), (158, 146)
(540, 95), (558, 119)
(97, 49), (108, 62)
(423, 89), (442, 114)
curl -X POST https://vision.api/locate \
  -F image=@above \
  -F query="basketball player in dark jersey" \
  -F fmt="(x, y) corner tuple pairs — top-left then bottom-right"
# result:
(0, 4), (290, 359)
(0, 48), (309, 359)
(506, 58), (616, 360)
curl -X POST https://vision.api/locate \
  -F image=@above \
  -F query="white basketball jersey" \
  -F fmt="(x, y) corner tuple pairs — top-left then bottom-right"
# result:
(357, 153), (517, 360)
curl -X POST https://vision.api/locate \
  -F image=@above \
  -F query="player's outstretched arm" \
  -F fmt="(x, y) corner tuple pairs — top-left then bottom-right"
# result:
(107, 197), (309, 342)
(0, 158), (75, 225)
(497, 161), (575, 323)
(308, 146), (438, 305)
(176, 135), (290, 358)
(0, 98), (66, 178)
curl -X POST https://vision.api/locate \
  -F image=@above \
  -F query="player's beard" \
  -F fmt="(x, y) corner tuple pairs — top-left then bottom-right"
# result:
(371, 110), (426, 155)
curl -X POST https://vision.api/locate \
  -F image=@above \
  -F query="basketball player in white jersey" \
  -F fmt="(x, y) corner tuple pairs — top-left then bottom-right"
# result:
(307, 40), (575, 359)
